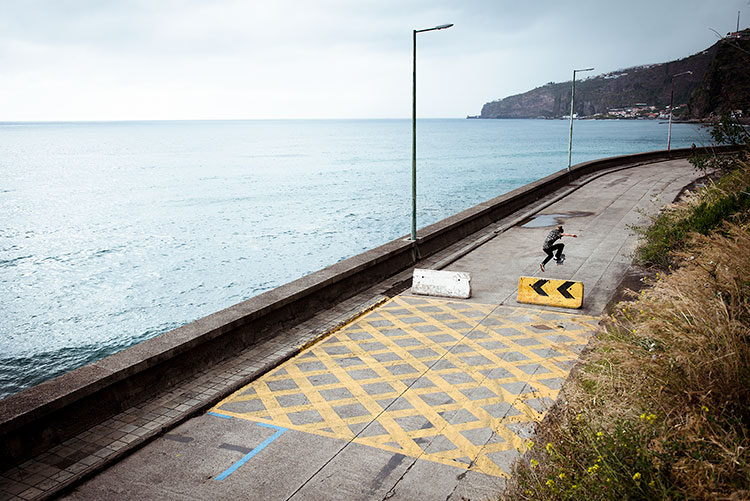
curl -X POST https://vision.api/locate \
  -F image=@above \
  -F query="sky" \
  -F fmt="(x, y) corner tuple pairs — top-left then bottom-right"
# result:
(0, 0), (748, 121)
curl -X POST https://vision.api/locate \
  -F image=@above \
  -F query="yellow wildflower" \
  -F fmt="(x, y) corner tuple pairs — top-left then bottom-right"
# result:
(701, 405), (709, 413)
(531, 459), (539, 467)
(546, 479), (554, 487)
(526, 440), (534, 450)
(633, 472), (642, 481)
(546, 442), (553, 453)
(648, 480), (655, 488)
(558, 472), (565, 480)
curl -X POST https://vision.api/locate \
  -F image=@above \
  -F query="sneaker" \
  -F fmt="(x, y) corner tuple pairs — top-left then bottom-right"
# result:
(539, 263), (545, 272)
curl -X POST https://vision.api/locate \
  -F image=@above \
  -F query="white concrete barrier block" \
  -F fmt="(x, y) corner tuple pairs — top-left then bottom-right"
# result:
(411, 268), (471, 299)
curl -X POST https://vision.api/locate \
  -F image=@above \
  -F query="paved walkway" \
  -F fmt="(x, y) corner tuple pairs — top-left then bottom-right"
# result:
(213, 298), (597, 478)
(0, 159), (699, 500)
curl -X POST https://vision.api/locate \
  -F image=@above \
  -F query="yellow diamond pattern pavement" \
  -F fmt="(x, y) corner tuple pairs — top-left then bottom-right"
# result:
(212, 296), (598, 477)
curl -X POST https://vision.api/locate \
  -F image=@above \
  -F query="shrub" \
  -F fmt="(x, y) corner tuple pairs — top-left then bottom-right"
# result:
(632, 162), (750, 269)
(689, 113), (749, 173)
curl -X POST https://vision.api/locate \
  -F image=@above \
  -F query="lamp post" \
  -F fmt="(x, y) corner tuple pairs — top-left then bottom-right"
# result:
(667, 70), (693, 153)
(412, 23), (453, 241)
(567, 67), (594, 172)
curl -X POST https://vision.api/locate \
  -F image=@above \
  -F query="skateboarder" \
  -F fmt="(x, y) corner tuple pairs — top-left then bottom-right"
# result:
(539, 225), (577, 272)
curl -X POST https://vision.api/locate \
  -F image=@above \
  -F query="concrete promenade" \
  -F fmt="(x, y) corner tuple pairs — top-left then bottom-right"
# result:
(1, 158), (701, 500)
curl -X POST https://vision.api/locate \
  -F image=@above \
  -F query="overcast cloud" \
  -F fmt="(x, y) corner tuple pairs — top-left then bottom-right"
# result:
(0, 0), (747, 120)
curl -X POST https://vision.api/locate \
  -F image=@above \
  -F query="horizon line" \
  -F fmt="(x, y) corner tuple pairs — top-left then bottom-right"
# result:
(0, 116), (471, 124)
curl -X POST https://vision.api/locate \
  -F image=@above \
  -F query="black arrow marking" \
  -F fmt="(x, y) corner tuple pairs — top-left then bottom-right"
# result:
(557, 281), (576, 299)
(531, 279), (548, 296)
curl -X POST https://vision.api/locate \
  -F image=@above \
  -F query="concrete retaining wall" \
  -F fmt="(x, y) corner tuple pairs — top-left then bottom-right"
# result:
(0, 145), (736, 468)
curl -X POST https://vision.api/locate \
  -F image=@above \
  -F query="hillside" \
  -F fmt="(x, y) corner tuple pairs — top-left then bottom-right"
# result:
(477, 30), (750, 120)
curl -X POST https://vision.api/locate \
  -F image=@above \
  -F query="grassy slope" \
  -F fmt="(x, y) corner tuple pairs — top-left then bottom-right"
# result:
(501, 163), (750, 500)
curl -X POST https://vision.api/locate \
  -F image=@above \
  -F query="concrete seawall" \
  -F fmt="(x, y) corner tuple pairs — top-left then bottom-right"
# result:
(0, 146), (736, 469)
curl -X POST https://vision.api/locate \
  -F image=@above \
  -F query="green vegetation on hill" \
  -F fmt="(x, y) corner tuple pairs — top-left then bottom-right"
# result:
(479, 30), (750, 120)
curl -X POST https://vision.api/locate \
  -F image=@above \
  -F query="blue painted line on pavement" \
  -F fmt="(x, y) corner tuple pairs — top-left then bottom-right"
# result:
(215, 427), (286, 481)
(207, 411), (288, 480)
(207, 411), (233, 419)
(255, 421), (286, 432)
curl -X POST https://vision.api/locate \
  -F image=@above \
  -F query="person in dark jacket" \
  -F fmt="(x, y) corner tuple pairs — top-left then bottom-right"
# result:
(540, 225), (577, 272)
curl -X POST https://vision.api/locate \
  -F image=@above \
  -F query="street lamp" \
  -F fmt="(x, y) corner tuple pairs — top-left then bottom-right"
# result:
(567, 67), (594, 172)
(411, 23), (453, 242)
(667, 70), (693, 153)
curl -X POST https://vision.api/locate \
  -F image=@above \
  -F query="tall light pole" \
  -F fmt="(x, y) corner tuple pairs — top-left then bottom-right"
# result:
(567, 67), (594, 172)
(667, 70), (693, 153)
(412, 23), (453, 241)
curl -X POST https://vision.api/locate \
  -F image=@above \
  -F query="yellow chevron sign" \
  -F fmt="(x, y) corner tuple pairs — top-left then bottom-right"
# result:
(517, 277), (584, 309)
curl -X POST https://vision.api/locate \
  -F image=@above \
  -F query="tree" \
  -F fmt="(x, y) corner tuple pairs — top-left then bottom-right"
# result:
(689, 113), (749, 172)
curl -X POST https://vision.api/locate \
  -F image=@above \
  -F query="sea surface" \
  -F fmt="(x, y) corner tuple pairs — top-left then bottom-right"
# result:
(0, 118), (705, 399)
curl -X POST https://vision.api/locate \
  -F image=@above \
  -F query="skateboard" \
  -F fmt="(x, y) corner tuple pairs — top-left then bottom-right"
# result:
(556, 253), (566, 265)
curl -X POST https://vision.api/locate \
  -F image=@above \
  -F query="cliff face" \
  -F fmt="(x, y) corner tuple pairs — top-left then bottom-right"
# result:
(688, 33), (750, 118)
(478, 30), (750, 119)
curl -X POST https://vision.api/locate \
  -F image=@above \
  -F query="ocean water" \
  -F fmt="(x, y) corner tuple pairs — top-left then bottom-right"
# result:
(0, 118), (705, 399)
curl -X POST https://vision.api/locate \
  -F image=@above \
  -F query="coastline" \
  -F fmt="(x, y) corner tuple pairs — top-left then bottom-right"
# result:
(1, 146), (736, 471)
(0, 119), (706, 402)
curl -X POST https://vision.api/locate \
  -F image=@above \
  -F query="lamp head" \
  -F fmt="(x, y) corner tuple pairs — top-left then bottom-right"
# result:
(416, 23), (454, 33)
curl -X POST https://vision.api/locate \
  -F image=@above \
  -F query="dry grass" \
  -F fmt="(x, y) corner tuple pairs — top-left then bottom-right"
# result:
(502, 166), (750, 500)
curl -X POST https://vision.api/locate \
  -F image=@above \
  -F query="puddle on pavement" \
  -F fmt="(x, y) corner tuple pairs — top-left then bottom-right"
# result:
(520, 211), (594, 228)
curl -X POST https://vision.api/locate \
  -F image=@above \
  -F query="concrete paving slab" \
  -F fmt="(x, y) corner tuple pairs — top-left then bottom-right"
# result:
(62, 413), (350, 501)
(288, 441), (415, 500)
(383, 456), (501, 501)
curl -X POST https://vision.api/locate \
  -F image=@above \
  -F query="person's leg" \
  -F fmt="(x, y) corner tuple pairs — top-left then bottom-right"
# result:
(552, 243), (565, 260)
(542, 248), (554, 266)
